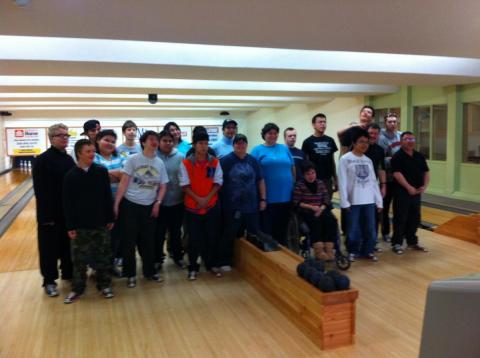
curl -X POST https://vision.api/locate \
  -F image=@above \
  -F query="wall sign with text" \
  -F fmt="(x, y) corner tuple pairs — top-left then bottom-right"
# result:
(6, 128), (47, 156)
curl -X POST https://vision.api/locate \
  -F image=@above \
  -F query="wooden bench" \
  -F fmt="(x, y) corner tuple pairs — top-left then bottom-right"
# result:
(234, 238), (359, 350)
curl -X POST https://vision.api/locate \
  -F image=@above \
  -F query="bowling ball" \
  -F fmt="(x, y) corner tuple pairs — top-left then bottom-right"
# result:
(316, 276), (336, 292)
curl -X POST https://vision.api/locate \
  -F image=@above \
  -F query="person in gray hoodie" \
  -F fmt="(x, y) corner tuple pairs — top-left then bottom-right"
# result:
(156, 130), (186, 269)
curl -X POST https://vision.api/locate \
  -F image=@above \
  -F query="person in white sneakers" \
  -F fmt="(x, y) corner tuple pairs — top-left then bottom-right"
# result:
(338, 129), (383, 262)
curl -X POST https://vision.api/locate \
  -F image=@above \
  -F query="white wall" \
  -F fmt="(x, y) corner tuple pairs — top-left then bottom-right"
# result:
(244, 97), (365, 159)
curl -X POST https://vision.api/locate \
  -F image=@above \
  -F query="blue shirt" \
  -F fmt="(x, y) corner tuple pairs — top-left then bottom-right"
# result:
(93, 153), (126, 196)
(212, 135), (234, 159)
(220, 152), (263, 213)
(250, 144), (294, 204)
(176, 140), (192, 156)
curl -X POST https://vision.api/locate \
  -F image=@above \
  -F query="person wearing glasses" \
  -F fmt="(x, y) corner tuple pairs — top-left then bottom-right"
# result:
(390, 132), (430, 255)
(338, 129), (383, 262)
(32, 123), (75, 297)
(378, 112), (402, 242)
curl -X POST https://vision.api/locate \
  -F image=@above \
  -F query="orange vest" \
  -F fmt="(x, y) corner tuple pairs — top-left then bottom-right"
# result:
(183, 156), (219, 215)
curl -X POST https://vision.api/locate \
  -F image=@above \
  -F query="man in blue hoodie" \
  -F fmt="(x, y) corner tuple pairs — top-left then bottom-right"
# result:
(212, 119), (237, 159)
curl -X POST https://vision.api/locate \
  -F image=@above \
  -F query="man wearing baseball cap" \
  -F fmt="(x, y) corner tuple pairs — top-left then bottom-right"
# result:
(212, 119), (238, 159)
(81, 119), (101, 142)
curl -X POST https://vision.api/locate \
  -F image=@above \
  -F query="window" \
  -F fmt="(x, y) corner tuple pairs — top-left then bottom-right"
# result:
(374, 107), (401, 128)
(414, 106), (431, 159)
(413, 104), (447, 161)
(432, 105), (447, 160)
(463, 103), (480, 164)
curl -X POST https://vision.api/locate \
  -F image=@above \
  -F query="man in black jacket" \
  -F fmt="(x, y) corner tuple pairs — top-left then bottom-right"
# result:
(63, 139), (115, 304)
(32, 123), (75, 297)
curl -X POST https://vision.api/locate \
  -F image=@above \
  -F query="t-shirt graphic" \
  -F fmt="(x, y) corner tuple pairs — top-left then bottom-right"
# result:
(355, 164), (370, 186)
(132, 165), (162, 189)
(313, 141), (332, 155)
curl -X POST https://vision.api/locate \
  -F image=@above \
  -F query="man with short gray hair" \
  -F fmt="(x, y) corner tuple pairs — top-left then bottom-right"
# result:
(32, 123), (75, 297)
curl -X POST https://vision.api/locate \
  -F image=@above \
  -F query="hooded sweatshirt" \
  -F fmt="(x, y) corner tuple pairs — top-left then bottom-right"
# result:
(157, 147), (185, 206)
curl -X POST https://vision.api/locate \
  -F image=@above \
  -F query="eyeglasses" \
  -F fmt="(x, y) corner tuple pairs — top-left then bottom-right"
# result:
(403, 138), (416, 142)
(53, 134), (71, 139)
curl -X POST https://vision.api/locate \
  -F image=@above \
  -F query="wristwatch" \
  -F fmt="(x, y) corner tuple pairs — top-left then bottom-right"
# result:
(155, 200), (162, 204)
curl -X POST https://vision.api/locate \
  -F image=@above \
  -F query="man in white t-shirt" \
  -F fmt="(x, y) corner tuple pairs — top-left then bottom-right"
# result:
(114, 130), (169, 288)
(338, 128), (383, 262)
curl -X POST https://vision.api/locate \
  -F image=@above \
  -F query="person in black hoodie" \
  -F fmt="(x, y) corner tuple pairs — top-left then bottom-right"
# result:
(62, 139), (115, 304)
(32, 123), (75, 297)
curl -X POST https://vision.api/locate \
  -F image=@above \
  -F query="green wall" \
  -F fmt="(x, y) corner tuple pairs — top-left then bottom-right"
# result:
(370, 84), (480, 203)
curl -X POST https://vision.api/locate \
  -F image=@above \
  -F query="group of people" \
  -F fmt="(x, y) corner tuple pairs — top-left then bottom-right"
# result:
(32, 105), (430, 304)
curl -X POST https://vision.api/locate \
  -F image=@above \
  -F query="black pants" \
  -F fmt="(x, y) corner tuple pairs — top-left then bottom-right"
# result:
(37, 220), (72, 286)
(220, 210), (260, 267)
(110, 218), (121, 261)
(119, 199), (156, 278)
(392, 193), (421, 247)
(382, 182), (395, 236)
(302, 211), (338, 244)
(186, 205), (220, 272)
(260, 202), (291, 246)
(155, 203), (185, 263)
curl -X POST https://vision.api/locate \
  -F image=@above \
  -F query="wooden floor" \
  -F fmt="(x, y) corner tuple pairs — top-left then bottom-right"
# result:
(1, 199), (480, 357)
(0, 169), (31, 201)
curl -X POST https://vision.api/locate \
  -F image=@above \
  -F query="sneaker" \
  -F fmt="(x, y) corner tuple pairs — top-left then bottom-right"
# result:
(64, 291), (82, 304)
(210, 267), (222, 277)
(220, 265), (232, 272)
(366, 254), (379, 262)
(44, 283), (59, 297)
(188, 271), (197, 281)
(374, 246), (383, 253)
(348, 253), (356, 262)
(382, 234), (391, 243)
(407, 244), (429, 252)
(147, 273), (164, 283)
(173, 259), (186, 269)
(101, 287), (114, 299)
(127, 277), (137, 288)
(392, 245), (404, 255)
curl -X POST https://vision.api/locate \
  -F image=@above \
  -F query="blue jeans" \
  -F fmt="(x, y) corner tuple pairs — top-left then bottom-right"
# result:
(346, 204), (376, 257)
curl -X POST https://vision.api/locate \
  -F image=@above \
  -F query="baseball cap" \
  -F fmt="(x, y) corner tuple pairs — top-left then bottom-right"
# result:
(81, 119), (100, 135)
(222, 119), (238, 129)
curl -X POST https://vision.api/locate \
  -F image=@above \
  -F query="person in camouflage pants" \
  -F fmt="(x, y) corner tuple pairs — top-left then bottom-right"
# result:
(71, 228), (112, 294)
(63, 139), (115, 304)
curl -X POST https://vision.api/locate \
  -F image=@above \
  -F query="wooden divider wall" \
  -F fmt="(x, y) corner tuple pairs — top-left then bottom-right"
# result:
(234, 238), (358, 350)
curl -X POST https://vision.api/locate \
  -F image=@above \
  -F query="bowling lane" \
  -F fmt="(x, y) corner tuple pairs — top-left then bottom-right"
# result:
(0, 169), (31, 201)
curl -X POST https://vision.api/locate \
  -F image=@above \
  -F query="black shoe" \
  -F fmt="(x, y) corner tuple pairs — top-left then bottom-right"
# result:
(147, 273), (164, 283)
(407, 244), (429, 252)
(101, 287), (114, 299)
(44, 283), (59, 297)
(64, 291), (82, 304)
(173, 259), (186, 269)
